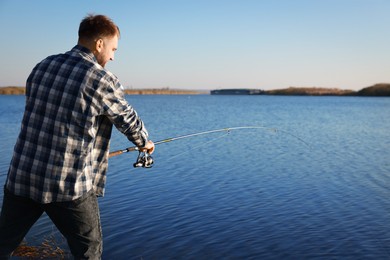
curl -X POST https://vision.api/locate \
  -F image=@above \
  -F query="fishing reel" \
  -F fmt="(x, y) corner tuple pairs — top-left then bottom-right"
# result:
(133, 150), (154, 168)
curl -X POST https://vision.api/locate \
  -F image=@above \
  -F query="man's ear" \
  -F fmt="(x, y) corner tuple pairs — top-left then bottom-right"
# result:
(95, 39), (104, 53)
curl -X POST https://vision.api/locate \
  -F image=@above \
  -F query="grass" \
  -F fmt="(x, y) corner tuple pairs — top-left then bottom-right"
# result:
(12, 235), (69, 259)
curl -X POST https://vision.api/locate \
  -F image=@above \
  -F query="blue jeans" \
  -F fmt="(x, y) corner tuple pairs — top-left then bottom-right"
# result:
(0, 188), (102, 259)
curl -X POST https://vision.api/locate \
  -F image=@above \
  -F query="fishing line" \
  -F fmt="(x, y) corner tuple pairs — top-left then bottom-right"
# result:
(165, 131), (231, 162)
(272, 128), (311, 148)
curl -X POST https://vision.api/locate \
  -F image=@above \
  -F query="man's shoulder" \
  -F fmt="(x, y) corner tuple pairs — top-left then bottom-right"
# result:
(34, 48), (80, 70)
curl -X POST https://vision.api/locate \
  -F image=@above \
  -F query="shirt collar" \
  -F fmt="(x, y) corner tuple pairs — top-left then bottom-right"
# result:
(71, 45), (98, 63)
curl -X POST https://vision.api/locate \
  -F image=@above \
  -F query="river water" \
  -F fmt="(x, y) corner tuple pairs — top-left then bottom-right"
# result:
(0, 95), (389, 259)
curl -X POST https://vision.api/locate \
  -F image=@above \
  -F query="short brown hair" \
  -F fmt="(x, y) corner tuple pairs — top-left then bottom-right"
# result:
(78, 14), (120, 41)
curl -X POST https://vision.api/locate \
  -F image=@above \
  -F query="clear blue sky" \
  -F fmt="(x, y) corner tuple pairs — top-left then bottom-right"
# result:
(0, 0), (389, 90)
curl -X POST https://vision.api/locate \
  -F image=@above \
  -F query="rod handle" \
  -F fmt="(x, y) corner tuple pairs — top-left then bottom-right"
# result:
(109, 146), (138, 158)
(109, 150), (124, 158)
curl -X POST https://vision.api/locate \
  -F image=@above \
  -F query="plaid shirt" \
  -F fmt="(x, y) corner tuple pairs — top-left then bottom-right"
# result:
(5, 45), (149, 203)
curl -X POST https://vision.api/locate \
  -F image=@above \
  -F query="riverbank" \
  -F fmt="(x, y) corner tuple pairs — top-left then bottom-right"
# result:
(211, 83), (390, 96)
(0, 87), (205, 95)
(1, 83), (389, 96)
(268, 83), (390, 96)
(123, 88), (205, 95)
(0, 86), (26, 95)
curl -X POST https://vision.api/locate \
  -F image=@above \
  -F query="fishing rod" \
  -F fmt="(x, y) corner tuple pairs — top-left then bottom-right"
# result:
(109, 126), (275, 157)
(109, 126), (308, 168)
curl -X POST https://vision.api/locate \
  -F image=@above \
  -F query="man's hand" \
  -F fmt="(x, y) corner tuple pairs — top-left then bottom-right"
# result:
(140, 140), (155, 154)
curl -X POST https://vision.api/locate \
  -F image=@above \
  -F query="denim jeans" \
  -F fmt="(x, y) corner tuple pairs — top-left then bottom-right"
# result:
(0, 188), (102, 259)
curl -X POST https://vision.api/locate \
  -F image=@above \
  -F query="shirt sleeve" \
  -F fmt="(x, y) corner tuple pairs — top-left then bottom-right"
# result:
(99, 78), (149, 147)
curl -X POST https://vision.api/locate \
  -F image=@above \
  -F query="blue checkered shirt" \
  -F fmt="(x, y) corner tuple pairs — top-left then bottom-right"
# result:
(5, 45), (149, 203)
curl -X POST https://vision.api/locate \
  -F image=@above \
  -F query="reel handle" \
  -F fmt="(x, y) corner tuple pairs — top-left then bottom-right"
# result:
(133, 151), (154, 168)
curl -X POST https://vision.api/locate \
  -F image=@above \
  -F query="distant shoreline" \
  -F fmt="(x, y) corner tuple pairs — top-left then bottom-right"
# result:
(210, 83), (390, 97)
(1, 83), (389, 96)
(0, 87), (205, 96)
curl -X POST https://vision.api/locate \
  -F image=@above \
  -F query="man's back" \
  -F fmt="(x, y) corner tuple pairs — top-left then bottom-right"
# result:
(6, 45), (115, 203)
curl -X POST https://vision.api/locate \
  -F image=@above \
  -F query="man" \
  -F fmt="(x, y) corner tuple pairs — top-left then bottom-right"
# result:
(0, 14), (154, 259)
